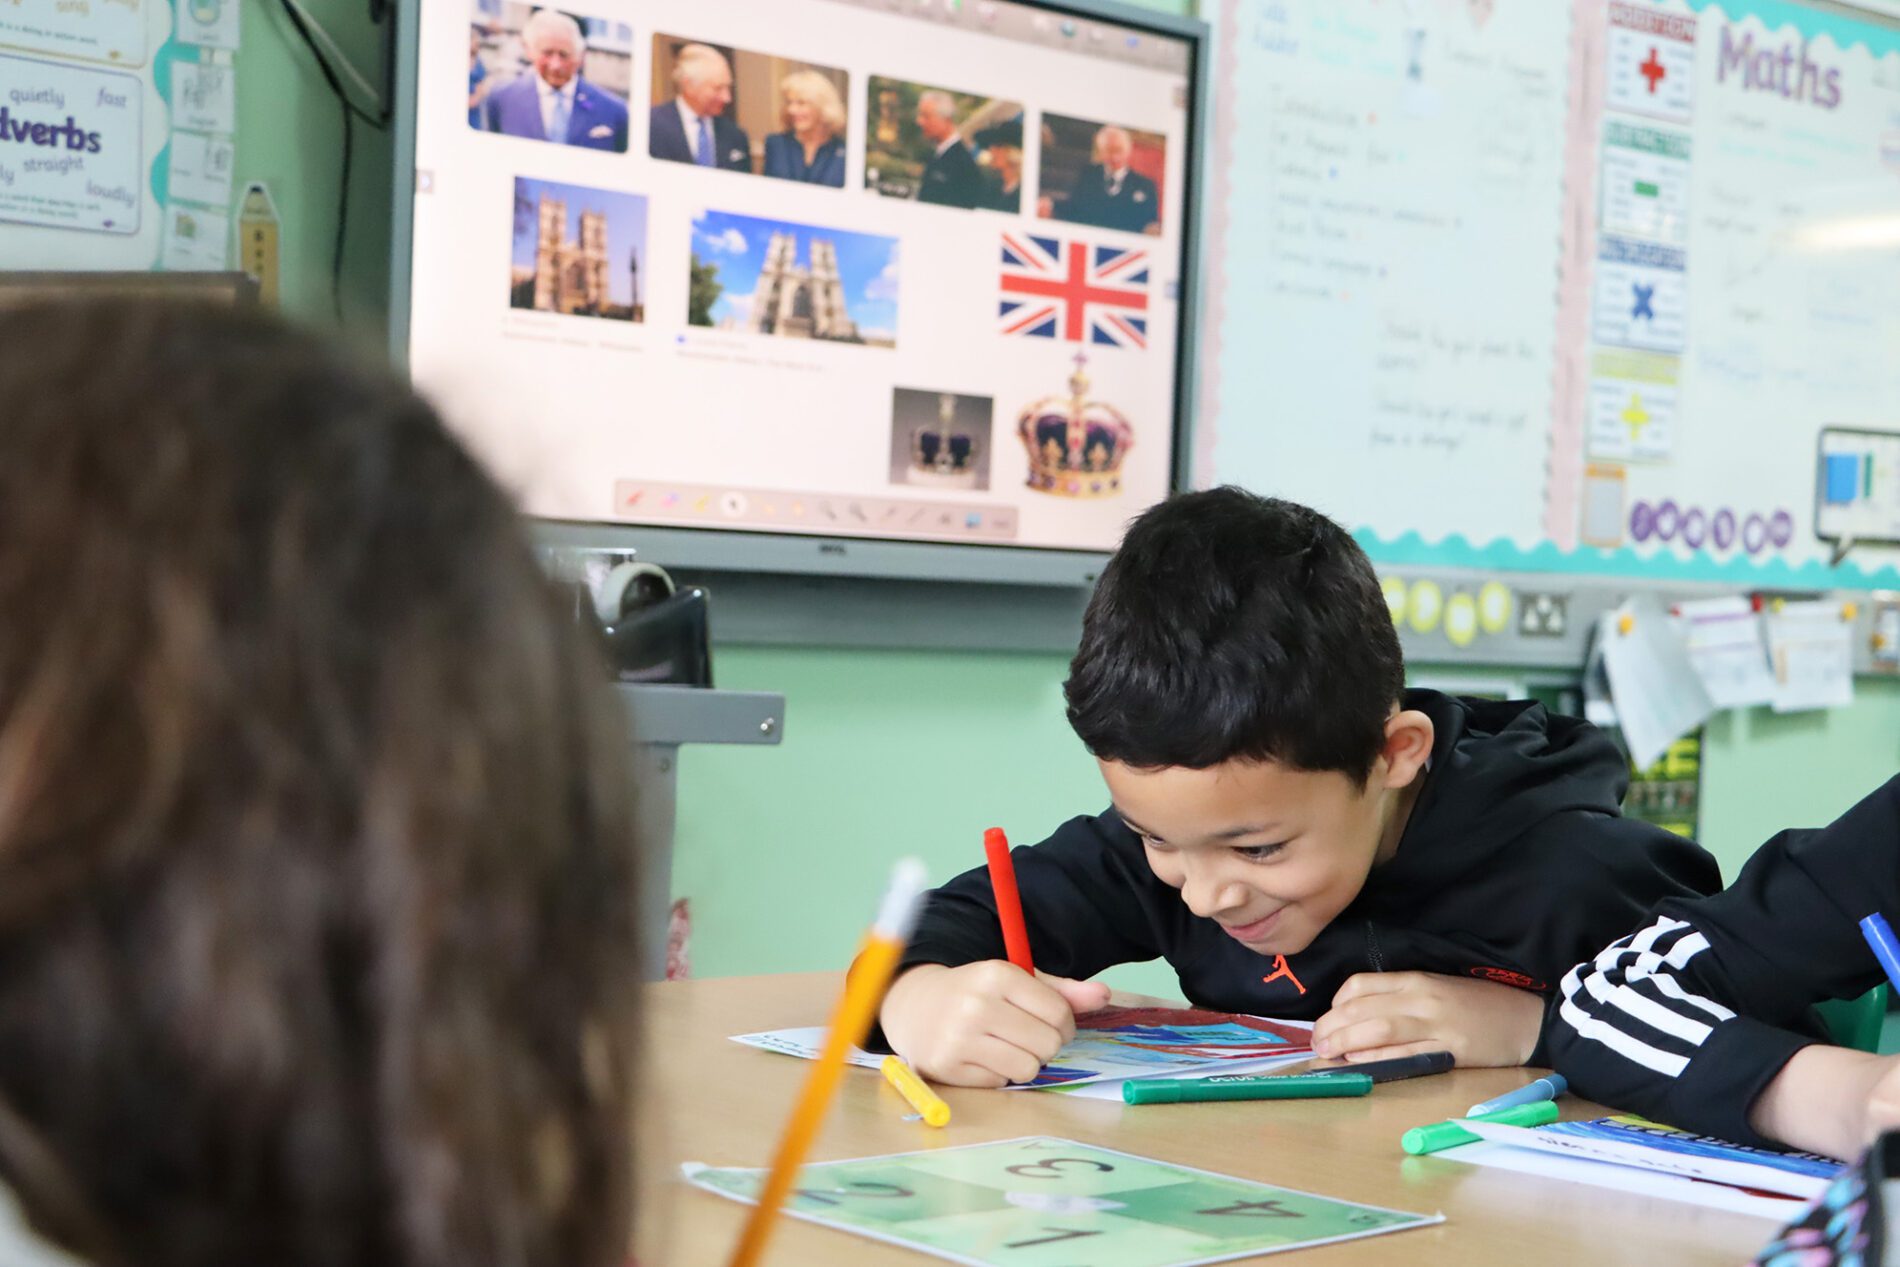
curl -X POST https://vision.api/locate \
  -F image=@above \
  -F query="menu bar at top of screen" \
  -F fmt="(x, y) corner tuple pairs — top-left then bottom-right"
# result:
(824, 0), (1193, 72)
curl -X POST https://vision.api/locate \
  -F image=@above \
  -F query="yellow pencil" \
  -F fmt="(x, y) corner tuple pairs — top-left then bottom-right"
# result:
(881, 1055), (952, 1127)
(726, 859), (928, 1267)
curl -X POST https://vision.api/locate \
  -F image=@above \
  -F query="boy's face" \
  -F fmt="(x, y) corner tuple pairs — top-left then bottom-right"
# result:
(1100, 716), (1431, 959)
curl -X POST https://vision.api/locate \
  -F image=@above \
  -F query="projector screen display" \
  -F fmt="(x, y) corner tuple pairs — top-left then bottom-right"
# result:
(401, 0), (1197, 554)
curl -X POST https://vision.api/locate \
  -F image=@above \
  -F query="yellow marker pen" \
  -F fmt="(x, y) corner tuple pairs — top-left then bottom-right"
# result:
(881, 1055), (951, 1127)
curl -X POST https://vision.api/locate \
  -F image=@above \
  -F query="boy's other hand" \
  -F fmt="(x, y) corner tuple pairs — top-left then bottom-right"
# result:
(1865, 1054), (1900, 1144)
(879, 962), (1110, 1088)
(1310, 971), (1543, 1067)
(1751, 1046), (1900, 1160)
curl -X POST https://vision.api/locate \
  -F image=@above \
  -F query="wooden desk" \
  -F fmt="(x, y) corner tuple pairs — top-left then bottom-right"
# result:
(648, 974), (1780, 1264)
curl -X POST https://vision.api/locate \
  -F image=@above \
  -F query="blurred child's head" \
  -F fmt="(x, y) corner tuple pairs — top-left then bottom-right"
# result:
(0, 299), (640, 1267)
(1065, 488), (1431, 959)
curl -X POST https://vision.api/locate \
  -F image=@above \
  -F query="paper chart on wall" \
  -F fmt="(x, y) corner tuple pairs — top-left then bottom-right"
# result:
(0, 0), (239, 272)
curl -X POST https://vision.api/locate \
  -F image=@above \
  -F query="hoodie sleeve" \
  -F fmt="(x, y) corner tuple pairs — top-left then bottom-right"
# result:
(1503, 810), (1723, 999)
(1546, 776), (1900, 1148)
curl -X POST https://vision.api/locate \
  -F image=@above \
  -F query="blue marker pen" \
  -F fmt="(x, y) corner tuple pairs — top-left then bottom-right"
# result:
(1859, 913), (1900, 992)
(1466, 1074), (1568, 1119)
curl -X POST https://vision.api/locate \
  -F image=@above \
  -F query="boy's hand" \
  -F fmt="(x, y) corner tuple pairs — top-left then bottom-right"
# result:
(1752, 1046), (1900, 1160)
(1310, 971), (1544, 1068)
(879, 961), (1111, 1088)
(1864, 1054), (1900, 1143)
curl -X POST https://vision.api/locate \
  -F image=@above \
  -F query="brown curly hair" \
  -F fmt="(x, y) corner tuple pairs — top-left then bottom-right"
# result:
(0, 298), (640, 1267)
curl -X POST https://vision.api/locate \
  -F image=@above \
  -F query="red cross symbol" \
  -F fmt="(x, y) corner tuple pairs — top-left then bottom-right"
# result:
(1639, 47), (1666, 93)
(1261, 954), (1307, 995)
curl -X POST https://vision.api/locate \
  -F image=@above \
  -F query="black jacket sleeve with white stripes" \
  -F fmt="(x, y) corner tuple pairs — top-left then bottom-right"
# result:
(1545, 775), (1900, 1149)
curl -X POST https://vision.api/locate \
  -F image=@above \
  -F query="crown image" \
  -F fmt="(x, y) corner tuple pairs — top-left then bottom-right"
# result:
(1017, 353), (1134, 498)
(908, 392), (980, 489)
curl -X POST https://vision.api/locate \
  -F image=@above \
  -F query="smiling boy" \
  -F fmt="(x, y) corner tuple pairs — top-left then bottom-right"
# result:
(876, 488), (1720, 1088)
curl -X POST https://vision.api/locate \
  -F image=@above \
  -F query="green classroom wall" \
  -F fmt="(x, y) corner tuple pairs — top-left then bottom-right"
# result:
(250, 0), (1900, 992)
(675, 651), (1900, 994)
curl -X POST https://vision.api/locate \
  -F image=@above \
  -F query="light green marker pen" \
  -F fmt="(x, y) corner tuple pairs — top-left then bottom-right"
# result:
(1400, 1100), (1560, 1155)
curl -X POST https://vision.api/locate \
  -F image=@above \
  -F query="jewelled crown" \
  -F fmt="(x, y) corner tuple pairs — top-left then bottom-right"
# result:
(908, 392), (980, 489)
(1016, 354), (1134, 498)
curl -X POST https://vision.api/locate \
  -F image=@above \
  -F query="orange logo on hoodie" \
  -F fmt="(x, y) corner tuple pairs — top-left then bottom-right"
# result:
(1261, 954), (1307, 995)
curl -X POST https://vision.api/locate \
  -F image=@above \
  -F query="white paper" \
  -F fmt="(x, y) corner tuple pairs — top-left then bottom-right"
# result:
(1597, 597), (1715, 770)
(166, 131), (234, 207)
(0, 53), (142, 234)
(0, 0), (145, 66)
(174, 0), (238, 50)
(1673, 597), (1775, 709)
(160, 203), (227, 270)
(1435, 1139), (1803, 1221)
(171, 61), (236, 134)
(1457, 1119), (1830, 1199)
(1763, 601), (1855, 713)
(731, 1026), (884, 1071)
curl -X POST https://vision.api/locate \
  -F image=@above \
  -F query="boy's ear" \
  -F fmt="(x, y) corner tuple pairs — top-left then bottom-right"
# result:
(1377, 709), (1435, 790)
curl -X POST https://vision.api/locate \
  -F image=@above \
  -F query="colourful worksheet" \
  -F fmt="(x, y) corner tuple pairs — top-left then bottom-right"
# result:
(732, 1005), (1313, 1090)
(684, 1136), (1441, 1265)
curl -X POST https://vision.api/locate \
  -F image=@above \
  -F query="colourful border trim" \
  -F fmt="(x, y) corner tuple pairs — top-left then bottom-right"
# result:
(1685, 0), (1900, 58)
(1360, 528), (1900, 589)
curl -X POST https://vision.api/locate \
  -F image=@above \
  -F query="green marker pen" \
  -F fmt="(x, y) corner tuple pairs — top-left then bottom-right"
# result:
(1399, 1100), (1560, 1155)
(1122, 1072), (1374, 1104)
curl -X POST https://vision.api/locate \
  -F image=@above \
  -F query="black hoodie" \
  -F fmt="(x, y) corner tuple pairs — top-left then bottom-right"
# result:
(890, 690), (1721, 1039)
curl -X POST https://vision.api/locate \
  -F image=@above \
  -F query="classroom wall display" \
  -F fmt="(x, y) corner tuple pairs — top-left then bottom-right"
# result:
(1203, 0), (1900, 589)
(0, 0), (240, 273)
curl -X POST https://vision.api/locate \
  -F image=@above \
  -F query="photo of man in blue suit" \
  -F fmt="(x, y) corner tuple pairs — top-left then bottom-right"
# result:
(649, 43), (752, 172)
(480, 9), (628, 152)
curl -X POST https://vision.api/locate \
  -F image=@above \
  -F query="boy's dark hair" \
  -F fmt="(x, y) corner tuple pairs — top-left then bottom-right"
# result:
(0, 299), (640, 1267)
(1064, 487), (1404, 782)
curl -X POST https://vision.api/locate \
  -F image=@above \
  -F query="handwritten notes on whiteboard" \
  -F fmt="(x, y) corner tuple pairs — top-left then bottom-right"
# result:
(1211, 0), (1570, 541)
(1210, 1), (1900, 586)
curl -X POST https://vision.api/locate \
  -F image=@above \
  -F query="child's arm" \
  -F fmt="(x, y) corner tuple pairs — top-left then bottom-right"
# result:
(1546, 776), (1900, 1151)
(1312, 803), (1722, 1069)
(1309, 971), (1546, 1067)
(873, 813), (1165, 1085)
(1748, 1045), (1900, 1160)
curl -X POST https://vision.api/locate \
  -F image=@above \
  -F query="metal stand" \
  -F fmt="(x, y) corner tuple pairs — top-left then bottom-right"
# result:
(618, 684), (785, 979)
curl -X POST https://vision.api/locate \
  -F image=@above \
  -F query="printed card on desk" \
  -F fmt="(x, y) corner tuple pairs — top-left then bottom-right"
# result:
(1598, 597), (1714, 770)
(685, 1136), (1440, 1266)
(1763, 601), (1854, 713)
(1674, 597), (1775, 709)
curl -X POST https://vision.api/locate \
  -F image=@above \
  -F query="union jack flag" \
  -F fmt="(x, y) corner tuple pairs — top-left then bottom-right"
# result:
(998, 232), (1150, 349)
